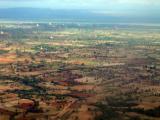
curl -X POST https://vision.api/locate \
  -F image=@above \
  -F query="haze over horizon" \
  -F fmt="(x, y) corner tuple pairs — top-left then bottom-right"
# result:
(0, 0), (160, 23)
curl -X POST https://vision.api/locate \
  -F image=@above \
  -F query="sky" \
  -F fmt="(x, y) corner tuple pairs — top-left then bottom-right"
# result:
(0, 0), (160, 17)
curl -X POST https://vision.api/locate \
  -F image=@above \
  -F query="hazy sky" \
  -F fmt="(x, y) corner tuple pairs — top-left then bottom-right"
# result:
(0, 0), (160, 16)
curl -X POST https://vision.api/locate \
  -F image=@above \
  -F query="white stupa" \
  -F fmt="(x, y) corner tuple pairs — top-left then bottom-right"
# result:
(0, 31), (4, 35)
(36, 24), (39, 27)
(49, 22), (52, 25)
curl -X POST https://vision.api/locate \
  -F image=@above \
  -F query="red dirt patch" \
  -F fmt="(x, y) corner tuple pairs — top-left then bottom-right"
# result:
(0, 58), (14, 63)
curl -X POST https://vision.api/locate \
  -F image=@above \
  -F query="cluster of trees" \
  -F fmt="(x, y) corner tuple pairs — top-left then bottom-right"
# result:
(127, 106), (160, 118)
(95, 102), (120, 120)
(95, 94), (160, 120)
(0, 50), (9, 55)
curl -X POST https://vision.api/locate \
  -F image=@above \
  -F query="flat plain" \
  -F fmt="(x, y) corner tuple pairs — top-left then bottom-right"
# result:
(0, 22), (160, 120)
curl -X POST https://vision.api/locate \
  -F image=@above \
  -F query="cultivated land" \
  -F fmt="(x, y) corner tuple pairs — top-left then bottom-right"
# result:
(0, 22), (160, 120)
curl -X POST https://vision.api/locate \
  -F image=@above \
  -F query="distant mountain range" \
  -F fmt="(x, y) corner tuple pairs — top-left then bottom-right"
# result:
(0, 8), (159, 23)
(0, 8), (112, 20)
